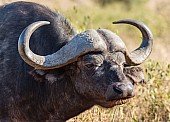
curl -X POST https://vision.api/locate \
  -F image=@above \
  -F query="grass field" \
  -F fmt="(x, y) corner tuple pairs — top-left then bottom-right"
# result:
(1, 0), (170, 121)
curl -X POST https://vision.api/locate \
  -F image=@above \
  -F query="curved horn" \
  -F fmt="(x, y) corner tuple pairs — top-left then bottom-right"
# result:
(18, 21), (107, 70)
(112, 19), (153, 66)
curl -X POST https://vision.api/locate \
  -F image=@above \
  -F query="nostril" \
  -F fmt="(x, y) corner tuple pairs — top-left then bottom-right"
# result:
(113, 83), (134, 97)
(126, 84), (134, 97)
(113, 86), (123, 95)
(128, 83), (133, 90)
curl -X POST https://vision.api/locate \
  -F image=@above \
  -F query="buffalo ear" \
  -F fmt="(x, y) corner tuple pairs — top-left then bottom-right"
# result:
(29, 69), (48, 82)
(29, 69), (64, 83)
(124, 67), (145, 84)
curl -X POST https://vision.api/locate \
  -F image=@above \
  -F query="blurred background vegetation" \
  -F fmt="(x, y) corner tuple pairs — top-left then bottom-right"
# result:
(0, 0), (170, 121)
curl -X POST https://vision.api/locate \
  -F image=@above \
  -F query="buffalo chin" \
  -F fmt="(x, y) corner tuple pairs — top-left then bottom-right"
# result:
(97, 98), (131, 108)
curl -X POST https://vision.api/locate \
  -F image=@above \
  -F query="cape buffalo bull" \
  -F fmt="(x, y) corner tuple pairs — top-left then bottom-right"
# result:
(0, 1), (153, 122)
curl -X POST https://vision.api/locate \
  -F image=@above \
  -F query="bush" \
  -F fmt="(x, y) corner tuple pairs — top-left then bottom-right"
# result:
(95, 0), (148, 7)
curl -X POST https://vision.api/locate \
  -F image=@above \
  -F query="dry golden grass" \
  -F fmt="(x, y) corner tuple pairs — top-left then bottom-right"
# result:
(0, 0), (170, 121)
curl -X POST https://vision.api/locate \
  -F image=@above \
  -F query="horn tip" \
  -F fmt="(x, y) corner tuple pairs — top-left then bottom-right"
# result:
(43, 21), (50, 25)
(112, 19), (143, 24)
(37, 21), (51, 25)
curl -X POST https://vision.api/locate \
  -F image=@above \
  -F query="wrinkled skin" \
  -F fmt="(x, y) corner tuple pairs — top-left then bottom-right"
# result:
(27, 53), (144, 121)
(0, 1), (146, 122)
(70, 52), (144, 108)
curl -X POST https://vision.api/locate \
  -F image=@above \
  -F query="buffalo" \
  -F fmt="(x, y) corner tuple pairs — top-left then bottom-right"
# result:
(0, 1), (153, 122)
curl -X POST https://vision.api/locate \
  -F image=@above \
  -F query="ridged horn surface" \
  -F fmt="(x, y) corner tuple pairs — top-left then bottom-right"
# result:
(18, 21), (107, 69)
(113, 19), (153, 66)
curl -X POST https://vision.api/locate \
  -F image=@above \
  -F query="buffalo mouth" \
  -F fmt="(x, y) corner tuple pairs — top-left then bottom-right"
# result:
(97, 96), (132, 108)
(107, 97), (132, 105)
(106, 93), (134, 106)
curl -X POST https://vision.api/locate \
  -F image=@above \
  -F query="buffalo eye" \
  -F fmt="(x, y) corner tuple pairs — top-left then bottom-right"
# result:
(84, 62), (101, 70)
(83, 54), (104, 69)
(85, 63), (96, 68)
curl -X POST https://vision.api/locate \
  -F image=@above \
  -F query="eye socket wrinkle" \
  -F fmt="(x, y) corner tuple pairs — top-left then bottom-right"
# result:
(85, 51), (103, 56)
(85, 63), (96, 68)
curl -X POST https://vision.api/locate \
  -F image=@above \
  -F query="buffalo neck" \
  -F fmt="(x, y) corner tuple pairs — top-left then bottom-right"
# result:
(48, 76), (94, 121)
(1, 68), (94, 121)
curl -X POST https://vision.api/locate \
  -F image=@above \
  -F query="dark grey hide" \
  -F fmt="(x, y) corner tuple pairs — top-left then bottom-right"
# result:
(0, 1), (153, 122)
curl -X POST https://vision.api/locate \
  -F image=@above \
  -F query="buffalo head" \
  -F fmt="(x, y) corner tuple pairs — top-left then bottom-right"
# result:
(18, 19), (153, 107)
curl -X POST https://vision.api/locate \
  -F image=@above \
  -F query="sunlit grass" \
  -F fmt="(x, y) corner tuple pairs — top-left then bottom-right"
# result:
(1, 0), (170, 121)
